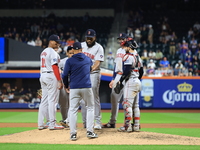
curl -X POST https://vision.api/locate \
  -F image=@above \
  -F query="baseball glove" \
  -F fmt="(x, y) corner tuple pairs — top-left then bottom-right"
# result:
(37, 89), (42, 97)
(114, 81), (124, 94)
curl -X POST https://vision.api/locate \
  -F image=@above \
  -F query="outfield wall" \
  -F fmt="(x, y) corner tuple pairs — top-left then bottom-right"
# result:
(140, 77), (200, 108)
(0, 71), (200, 109)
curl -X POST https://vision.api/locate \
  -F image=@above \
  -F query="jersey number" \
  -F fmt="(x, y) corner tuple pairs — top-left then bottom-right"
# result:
(41, 58), (46, 68)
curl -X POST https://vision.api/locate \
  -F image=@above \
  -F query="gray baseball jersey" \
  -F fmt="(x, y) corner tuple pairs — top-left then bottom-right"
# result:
(80, 41), (104, 126)
(59, 57), (68, 71)
(108, 47), (126, 124)
(58, 57), (69, 121)
(38, 47), (61, 128)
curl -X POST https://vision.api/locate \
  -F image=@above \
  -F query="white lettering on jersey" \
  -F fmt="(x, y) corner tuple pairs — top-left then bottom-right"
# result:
(40, 47), (60, 73)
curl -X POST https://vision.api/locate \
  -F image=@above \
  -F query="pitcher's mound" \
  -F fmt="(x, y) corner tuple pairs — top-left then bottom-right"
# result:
(1, 128), (200, 145)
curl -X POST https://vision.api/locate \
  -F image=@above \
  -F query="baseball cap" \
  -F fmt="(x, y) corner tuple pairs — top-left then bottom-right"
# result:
(48, 34), (61, 43)
(117, 33), (128, 39)
(67, 45), (73, 52)
(85, 29), (96, 37)
(72, 42), (82, 50)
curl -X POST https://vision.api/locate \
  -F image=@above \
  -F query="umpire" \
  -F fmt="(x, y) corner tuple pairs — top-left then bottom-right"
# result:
(62, 42), (98, 141)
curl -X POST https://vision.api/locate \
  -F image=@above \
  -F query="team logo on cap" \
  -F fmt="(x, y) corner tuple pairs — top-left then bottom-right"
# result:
(120, 33), (122, 37)
(88, 31), (91, 35)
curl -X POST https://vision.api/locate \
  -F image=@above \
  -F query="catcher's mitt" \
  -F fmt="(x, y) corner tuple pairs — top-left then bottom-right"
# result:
(114, 81), (124, 94)
(37, 89), (42, 97)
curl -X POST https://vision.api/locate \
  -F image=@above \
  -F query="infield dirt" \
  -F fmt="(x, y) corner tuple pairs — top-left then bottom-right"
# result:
(0, 109), (200, 145)
(1, 128), (200, 145)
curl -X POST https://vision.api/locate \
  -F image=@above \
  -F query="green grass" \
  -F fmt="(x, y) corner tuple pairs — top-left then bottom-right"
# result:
(0, 144), (200, 150)
(0, 127), (36, 136)
(1, 112), (200, 124)
(140, 113), (200, 123)
(0, 111), (200, 150)
(142, 128), (200, 138)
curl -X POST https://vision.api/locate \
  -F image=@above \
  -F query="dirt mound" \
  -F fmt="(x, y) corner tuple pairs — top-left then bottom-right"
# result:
(1, 128), (200, 145)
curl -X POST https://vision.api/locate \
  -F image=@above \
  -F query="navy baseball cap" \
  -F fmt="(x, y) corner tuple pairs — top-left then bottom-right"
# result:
(117, 33), (128, 39)
(48, 34), (61, 43)
(72, 42), (82, 50)
(67, 45), (73, 52)
(85, 29), (96, 37)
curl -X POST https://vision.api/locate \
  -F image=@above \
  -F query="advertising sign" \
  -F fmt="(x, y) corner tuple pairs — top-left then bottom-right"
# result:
(140, 79), (154, 108)
(153, 79), (200, 108)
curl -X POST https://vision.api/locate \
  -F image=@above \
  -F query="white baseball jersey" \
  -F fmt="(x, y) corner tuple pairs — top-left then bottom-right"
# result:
(114, 47), (126, 73)
(123, 51), (143, 78)
(59, 57), (68, 71)
(81, 42), (104, 73)
(38, 47), (61, 128)
(40, 47), (60, 73)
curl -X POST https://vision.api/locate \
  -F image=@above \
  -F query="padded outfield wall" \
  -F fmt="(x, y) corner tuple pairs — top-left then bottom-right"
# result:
(0, 70), (200, 109)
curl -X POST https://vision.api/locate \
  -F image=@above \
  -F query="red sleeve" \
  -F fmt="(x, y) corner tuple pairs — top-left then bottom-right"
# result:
(52, 64), (61, 81)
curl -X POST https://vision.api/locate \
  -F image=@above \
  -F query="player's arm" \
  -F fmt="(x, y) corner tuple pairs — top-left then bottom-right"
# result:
(52, 64), (63, 90)
(138, 67), (144, 79)
(92, 45), (104, 72)
(138, 55), (144, 80)
(112, 65), (117, 80)
(62, 60), (70, 88)
(109, 65), (116, 88)
(91, 60), (101, 72)
(114, 54), (123, 74)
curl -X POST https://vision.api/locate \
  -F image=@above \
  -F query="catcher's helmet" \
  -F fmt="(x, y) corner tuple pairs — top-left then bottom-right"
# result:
(124, 40), (139, 49)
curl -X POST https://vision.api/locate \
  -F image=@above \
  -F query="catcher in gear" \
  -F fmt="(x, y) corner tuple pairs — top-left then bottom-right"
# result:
(117, 39), (143, 132)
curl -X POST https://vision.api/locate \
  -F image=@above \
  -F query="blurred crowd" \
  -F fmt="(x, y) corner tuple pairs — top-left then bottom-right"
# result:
(0, 83), (41, 103)
(123, 9), (200, 77)
(2, 12), (82, 55)
(1, 1), (200, 77)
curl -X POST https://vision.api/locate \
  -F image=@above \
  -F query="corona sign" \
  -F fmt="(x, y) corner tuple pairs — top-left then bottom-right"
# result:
(163, 82), (200, 105)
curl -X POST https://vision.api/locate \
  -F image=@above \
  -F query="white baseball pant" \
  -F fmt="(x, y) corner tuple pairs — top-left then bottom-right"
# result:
(69, 88), (94, 135)
(80, 72), (101, 125)
(38, 73), (60, 127)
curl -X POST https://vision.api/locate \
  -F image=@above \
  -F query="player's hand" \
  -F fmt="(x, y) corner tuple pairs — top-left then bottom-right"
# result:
(66, 88), (70, 93)
(109, 80), (114, 88)
(58, 81), (63, 90)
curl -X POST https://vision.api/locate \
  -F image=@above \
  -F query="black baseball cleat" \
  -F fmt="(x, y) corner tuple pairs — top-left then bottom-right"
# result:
(70, 134), (77, 141)
(87, 131), (98, 139)
(102, 122), (115, 128)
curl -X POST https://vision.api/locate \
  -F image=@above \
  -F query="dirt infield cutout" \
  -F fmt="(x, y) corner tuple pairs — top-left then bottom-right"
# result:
(1, 128), (200, 145)
(1, 109), (200, 145)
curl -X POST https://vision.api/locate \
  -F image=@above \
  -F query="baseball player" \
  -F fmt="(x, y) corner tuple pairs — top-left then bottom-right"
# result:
(102, 33), (128, 128)
(62, 42), (98, 141)
(58, 46), (74, 128)
(116, 40), (143, 132)
(80, 29), (104, 130)
(38, 34), (64, 130)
